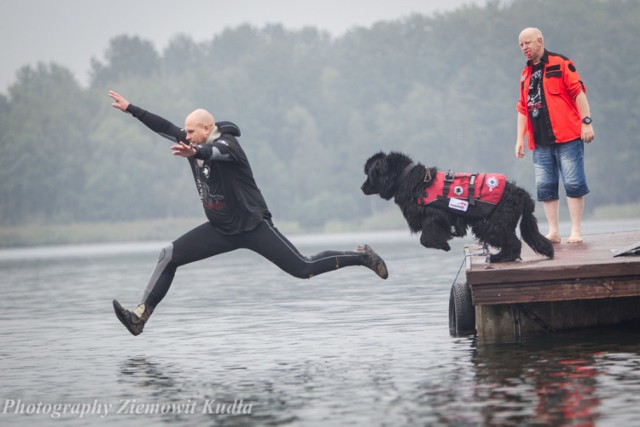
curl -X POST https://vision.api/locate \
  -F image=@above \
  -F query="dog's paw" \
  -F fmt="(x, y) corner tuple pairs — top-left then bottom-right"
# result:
(489, 253), (519, 263)
(430, 242), (451, 251)
(420, 241), (451, 251)
(419, 233), (451, 252)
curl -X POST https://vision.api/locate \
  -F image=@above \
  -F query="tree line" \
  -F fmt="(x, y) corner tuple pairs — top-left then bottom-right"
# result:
(0, 0), (638, 231)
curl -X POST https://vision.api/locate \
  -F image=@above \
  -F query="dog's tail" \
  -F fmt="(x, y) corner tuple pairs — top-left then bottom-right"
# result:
(520, 192), (554, 259)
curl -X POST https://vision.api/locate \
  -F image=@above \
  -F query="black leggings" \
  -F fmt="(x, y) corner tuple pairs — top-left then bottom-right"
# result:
(141, 220), (366, 309)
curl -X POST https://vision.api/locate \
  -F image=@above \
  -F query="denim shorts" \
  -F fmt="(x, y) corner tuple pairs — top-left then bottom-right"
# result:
(532, 139), (590, 201)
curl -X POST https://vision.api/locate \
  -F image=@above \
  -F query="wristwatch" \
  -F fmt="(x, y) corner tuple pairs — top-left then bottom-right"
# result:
(582, 116), (593, 125)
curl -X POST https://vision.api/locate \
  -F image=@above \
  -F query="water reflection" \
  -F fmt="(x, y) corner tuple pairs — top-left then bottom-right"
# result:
(119, 358), (177, 396)
(117, 357), (296, 426)
(472, 331), (640, 426)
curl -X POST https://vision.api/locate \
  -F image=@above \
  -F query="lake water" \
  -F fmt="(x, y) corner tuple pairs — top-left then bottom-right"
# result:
(1, 219), (639, 426)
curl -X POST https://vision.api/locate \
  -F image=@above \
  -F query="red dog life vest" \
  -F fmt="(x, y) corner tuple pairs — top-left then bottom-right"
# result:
(417, 171), (506, 218)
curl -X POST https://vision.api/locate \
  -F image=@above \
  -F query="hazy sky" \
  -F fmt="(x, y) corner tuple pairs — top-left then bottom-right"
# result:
(0, 0), (485, 93)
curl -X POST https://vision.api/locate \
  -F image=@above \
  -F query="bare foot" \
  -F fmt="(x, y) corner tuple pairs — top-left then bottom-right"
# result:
(546, 233), (561, 244)
(567, 233), (583, 243)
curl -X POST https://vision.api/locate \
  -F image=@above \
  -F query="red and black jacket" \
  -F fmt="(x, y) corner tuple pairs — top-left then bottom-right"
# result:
(517, 50), (586, 149)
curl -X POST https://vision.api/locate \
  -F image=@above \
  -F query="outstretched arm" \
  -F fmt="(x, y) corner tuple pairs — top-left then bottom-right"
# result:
(109, 90), (130, 112)
(108, 90), (187, 144)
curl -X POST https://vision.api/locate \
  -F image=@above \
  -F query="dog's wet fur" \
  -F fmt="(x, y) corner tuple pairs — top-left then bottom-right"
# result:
(361, 151), (554, 263)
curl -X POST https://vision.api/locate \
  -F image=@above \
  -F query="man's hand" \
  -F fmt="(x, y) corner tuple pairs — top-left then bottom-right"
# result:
(109, 90), (130, 112)
(515, 140), (525, 159)
(582, 124), (595, 144)
(171, 141), (196, 158)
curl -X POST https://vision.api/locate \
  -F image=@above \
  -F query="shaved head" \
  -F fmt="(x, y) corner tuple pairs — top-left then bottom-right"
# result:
(184, 108), (216, 145)
(185, 108), (215, 128)
(519, 27), (543, 43)
(518, 27), (545, 64)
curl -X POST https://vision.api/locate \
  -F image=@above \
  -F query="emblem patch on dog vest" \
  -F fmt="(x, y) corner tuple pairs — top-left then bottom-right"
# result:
(449, 198), (469, 212)
(486, 176), (499, 191)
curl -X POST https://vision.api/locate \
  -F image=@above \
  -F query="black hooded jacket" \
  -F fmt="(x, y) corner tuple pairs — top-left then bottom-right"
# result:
(126, 104), (272, 234)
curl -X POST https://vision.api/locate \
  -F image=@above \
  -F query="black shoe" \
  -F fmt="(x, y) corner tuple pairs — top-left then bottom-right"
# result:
(357, 244), (388, 279)
(112, 299), (152, 336)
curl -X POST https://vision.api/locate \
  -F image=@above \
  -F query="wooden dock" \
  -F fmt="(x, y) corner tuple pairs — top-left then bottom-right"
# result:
(462, 230), (640, 341)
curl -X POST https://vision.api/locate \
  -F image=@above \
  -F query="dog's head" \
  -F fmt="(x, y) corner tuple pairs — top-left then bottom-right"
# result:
(361, 151), (414, 200)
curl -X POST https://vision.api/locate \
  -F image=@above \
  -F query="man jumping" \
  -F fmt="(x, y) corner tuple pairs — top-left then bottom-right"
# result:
(108, 91), (388, 336)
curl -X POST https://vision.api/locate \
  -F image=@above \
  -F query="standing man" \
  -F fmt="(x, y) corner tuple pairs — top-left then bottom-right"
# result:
(515, 27), (595, 244)
(108, 91), (388, 336)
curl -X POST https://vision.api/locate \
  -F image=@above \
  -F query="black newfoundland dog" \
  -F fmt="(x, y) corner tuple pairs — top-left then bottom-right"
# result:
(361, 151), (554, 263)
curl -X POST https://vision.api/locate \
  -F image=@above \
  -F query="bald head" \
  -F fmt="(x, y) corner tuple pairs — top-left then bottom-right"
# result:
(519, 27), (543, 43)
(184, 108), (216, 145)
(518, 27), (545, 64)
(186, 108), (215, 128)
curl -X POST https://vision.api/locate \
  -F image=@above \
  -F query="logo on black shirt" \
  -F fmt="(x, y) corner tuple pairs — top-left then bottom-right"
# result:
(204, 195), (226, 211)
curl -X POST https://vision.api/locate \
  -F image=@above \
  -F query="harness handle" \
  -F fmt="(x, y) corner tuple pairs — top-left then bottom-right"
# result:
(439, 170), (455, 202)
(468, 174), (478, 206)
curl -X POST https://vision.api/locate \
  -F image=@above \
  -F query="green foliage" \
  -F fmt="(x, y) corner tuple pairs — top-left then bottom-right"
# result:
(90, 35), (160, 86)
(0, 63), (94, 225)
(0, 0), (638, 239)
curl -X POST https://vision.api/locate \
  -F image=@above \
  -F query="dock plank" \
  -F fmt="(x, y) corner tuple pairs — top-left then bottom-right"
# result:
(465, 230), (640, 305)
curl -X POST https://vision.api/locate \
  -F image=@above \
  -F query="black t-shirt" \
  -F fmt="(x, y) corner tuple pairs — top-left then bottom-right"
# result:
(126, 104), (272, 234)
(527, 62), (555, 146)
